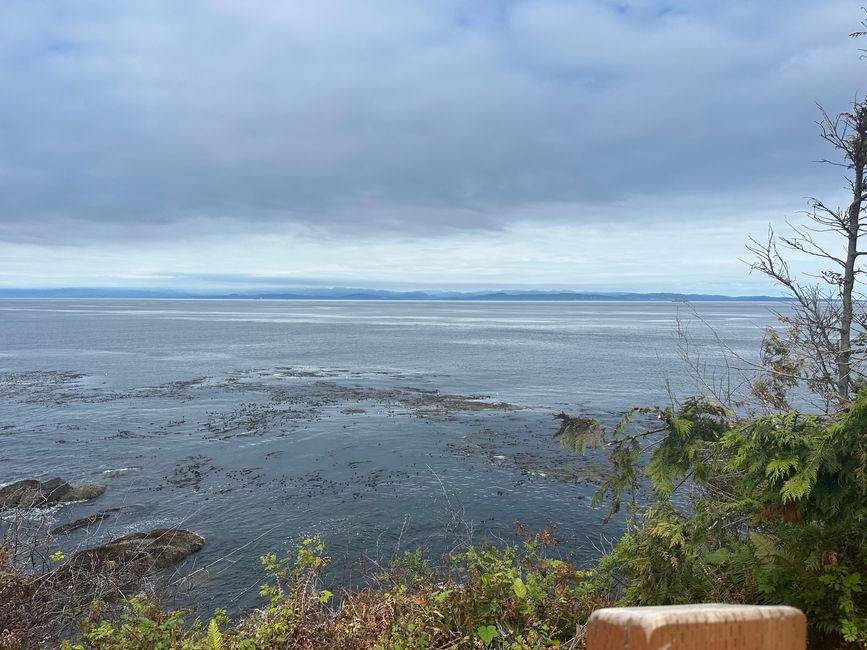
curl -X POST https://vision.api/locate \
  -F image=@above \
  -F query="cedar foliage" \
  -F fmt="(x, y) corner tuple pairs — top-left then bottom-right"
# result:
(555, 392), (867, 647)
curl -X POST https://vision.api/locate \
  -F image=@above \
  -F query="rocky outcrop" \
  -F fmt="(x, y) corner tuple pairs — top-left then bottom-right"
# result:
(0, 478), (106, 508)
(1, 529), (204, 641)
(49, 508), (121, 535)
(63, 483), (106, 502)
(54, 528), (204, 589)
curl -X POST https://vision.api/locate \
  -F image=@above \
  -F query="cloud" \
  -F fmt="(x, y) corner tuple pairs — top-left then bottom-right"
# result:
(0, 0), (863, 289)
(0, 202), (814, 294)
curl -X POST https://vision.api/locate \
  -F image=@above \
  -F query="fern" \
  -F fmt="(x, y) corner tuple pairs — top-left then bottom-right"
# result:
(206, 619), (223, 650)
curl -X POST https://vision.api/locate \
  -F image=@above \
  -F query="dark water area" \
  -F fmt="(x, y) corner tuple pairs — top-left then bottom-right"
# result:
(0, 299), (778, 614)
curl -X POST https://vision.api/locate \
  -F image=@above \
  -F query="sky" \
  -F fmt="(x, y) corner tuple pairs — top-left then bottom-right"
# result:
(0, 0), (865, 294)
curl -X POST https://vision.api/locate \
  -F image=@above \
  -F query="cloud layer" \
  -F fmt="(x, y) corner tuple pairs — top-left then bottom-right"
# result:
(0, 0), (863, 290)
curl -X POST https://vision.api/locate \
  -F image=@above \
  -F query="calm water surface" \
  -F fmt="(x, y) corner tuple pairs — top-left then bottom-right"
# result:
(0, 300), (777, 612)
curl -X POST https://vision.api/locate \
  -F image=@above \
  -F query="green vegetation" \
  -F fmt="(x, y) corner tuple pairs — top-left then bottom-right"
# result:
(51, 532), (608, 650)
(555, 393), (867, 648)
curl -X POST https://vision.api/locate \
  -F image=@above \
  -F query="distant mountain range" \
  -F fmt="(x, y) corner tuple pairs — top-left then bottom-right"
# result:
(0, 287), (792, 301)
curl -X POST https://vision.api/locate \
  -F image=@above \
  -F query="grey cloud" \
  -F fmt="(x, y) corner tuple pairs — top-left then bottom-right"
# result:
(0, 0), (863, 245)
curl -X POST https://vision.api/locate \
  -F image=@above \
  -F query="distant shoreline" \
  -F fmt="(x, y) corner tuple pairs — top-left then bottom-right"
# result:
(0, 289), (792, 302)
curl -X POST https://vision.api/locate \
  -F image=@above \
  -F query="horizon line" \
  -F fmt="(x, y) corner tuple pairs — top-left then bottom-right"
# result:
(0, 287), (792, 301)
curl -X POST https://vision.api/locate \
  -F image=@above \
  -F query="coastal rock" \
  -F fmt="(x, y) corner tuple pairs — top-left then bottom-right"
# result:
(54, 529), (204, 590)
(1, 529), (206, 631)
(0, 480), (46, 507)
(61, 484), (107, 502)
(0, 478), (106, 508)
(49, 508), (121, 535)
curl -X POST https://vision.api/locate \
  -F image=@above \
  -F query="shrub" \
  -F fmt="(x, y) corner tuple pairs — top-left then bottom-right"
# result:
(60, 530), (604, 649)
(557, 390), (867, 648)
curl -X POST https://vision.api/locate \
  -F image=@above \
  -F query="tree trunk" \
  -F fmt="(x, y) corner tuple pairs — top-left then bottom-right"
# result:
(840, 155), (864, 401)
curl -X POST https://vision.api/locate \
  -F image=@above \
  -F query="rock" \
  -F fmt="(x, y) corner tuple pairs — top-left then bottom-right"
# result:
(67, 528), (204, 571)
(49, 508), (121, 535)
(60, 484), (106, 502)
(40, 478), (73, 501)
(0, 478), (106, 508)
(0, 480), (46, 507)
(53, 529), (204, 593)
(3, 529), (205, 631)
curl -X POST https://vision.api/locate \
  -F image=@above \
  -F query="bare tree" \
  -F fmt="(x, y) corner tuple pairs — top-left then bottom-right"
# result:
(748, 100), (867, 411)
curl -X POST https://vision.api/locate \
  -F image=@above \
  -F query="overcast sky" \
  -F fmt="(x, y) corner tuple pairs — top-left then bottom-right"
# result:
(1, 1), (864, 293)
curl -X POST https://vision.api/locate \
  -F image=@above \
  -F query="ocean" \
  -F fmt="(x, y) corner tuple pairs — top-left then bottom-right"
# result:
(0, 299), (778, 612)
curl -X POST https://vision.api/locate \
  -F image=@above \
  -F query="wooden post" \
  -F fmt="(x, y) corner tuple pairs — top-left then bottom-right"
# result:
(585, 603), (806, 650)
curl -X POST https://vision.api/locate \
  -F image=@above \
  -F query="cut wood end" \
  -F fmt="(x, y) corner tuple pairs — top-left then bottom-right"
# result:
(586, 604), (806, 650)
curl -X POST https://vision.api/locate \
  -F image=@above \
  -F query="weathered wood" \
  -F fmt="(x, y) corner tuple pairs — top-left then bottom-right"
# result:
(585, 603), (806, 650)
